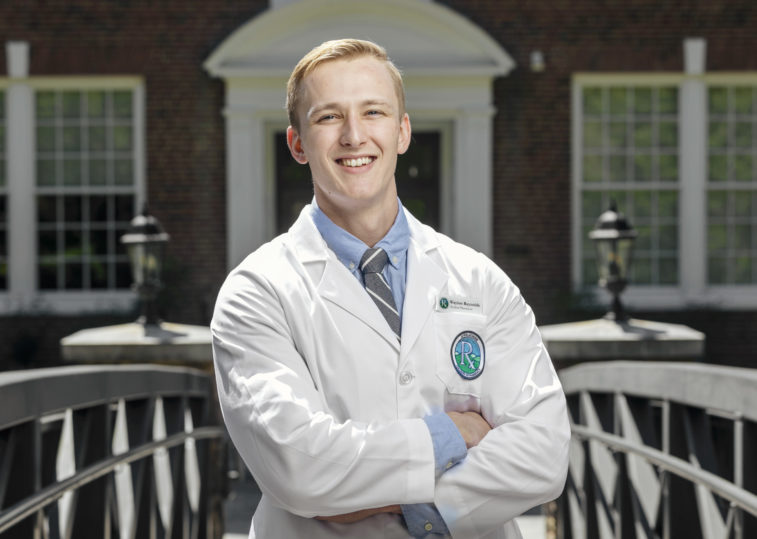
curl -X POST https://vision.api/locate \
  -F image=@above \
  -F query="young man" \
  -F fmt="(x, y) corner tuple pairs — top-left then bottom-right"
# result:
(212, 39), (570, 538)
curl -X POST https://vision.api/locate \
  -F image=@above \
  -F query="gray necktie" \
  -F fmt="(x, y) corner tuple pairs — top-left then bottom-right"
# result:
(360, 247), (401, 339)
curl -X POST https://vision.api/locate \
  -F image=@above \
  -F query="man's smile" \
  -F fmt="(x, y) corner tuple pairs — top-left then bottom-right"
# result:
(337, 156), (376, 167)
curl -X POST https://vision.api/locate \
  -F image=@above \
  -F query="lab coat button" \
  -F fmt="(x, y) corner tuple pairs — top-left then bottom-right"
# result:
(399, 371), (414, 385)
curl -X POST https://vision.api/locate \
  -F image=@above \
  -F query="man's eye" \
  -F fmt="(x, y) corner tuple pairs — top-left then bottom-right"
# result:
(318, 114), (337, 122)
(366, 110), (382, 116)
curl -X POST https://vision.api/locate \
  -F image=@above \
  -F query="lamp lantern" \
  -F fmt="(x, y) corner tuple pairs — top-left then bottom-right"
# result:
(120, 207), (170, 326)
(588, 202), (637, 321)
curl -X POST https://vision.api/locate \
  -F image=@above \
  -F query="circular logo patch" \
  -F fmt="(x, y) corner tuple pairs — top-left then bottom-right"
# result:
(439, 297), (449, 309)
(450, 331), (485, 380)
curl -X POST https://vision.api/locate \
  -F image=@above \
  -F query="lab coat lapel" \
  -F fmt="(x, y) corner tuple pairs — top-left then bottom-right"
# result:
(318, 259), (401, 349)
(400, 218), (448, 362)
(288, 206), (401, 350)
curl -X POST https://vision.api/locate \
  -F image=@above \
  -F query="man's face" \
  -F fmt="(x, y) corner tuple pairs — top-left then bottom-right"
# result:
(287, 56), (411, 222)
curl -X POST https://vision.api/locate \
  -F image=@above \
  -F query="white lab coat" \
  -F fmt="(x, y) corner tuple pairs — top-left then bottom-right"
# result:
(212, 205), (570, 538)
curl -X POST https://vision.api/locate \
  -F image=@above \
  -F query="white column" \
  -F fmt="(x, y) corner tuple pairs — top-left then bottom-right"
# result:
(6, 41), (36, 307)
(453, 104), (496, 257)
(679, 38), (707, 303)
(225, 109), (269, 269)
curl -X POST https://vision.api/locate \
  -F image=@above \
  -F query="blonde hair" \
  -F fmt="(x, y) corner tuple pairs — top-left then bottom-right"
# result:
(286, 38), (406, 130)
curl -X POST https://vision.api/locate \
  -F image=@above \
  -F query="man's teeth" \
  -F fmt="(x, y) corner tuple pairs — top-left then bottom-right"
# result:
(341, 157), (373, 167)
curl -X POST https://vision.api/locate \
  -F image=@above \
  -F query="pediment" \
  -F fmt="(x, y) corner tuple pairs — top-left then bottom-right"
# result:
(204, 0), (514, 79)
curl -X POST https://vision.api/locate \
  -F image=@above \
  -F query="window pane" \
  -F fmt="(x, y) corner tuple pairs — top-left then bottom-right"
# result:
(114, 159), (133, 185)
(63, 196), (82, 222)
(63, 159), (82, 186)
(734, 257), (752, 284)
(37, 159), (56, 186)
(634, 122), (652, 147)
(609, 122), (626, 148)
(583, 121), (602, 148)
(708, 224), (727, 251)
(37, 126), (56, 151)
(659, 121), (677, 147)
(113, 91), (133, 118)
(609, 88), (627, 114)
(658, 191), (678, 217)
(87, 91), (106, 118)
(89, 159), (107, 185)
(708, 191), (727, 218)
(708, 122), (727, 148)
(733, 225), (751, 250)
(733, 87), (754, 114)
(38, 262), (58, 289)
(734, 122), (752, 148)
(734, 155), (753, 182)
(659, 225), (678, 250)
(88, 126), (107, 151)
(583, 88), (602, 115)
(633, 154), (652, 182)
(112, 125), (132, 151)
(659, 257), (678, 284)
(734, 193), (752, 217)
(609, 155), (627, 182)
(659, 154), (678, 182)
(36, 92), (56, 118)
(709, 87), (728, 114)
(632, 257), (652, 283)
(708, 155), (728, 182)
(583, 155), (603, 182)
(62, 91), (81, 118)
(633, 88), (652, 114)
(659, 87), (678, 114)
(631, 192), (651, 219)
(37, 196), (58, 222)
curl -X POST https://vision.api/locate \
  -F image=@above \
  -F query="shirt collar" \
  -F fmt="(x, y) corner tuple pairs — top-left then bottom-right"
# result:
(310, 198), (409, 270)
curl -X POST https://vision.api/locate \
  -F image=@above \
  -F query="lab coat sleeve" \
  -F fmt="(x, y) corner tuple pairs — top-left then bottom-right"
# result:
(211, 264), (436, 518)
(434, 258), (571, 538)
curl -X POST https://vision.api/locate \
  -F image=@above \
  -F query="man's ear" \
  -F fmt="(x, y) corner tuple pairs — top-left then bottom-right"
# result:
(397, 113), (412, 155)
(287, 126), (308, 164)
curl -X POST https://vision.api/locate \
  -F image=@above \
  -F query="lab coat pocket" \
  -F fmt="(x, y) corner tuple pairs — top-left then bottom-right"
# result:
(434, 313), (487, 397)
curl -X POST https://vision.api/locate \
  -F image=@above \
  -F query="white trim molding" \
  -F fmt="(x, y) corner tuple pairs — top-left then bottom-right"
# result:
(204, 0), (514, 268)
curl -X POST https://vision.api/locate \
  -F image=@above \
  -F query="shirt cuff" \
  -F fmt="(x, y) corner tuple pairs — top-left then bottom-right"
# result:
(423, 413), (467, 477)
(401, 503), (450, 537)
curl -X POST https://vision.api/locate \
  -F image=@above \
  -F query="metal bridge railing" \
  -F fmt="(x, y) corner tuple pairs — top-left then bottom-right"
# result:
(0, 364), (226, 539)
(558, 361), (757, 539)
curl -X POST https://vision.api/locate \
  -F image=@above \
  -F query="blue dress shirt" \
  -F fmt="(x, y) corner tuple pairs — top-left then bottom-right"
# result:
(310, 200), (467, 536)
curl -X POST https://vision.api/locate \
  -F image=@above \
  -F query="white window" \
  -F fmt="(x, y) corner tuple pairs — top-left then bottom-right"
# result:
(1, 78), (144, 314)
(573, 74), (757, 309)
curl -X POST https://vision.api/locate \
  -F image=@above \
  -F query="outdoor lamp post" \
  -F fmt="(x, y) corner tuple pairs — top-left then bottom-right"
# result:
(120, 207), (170, 326)
(589, 202), (637, 322)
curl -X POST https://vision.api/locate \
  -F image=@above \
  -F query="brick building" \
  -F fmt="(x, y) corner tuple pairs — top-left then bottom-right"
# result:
(1, 0), (756, 369)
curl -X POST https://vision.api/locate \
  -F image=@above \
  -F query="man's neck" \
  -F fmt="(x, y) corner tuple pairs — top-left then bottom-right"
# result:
(315, 195), (399, 247)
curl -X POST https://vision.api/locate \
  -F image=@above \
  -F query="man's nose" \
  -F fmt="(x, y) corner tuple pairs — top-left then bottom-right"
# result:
(340, 115), (366, 146)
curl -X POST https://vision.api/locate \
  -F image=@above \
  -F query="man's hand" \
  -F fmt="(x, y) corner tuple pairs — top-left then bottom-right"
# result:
(446, 411), (491, 448)
(316, 505), (402, 523)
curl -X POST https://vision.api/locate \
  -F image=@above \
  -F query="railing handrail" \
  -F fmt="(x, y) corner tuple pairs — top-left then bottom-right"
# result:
(0, 364), (212, 430)
(560, 360), (757, 422)
(570, 424), (757, 518)
(0, 425), (226, 533)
